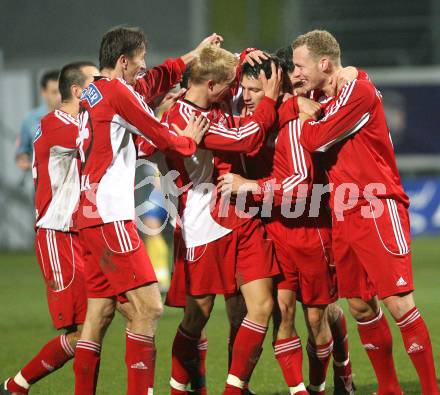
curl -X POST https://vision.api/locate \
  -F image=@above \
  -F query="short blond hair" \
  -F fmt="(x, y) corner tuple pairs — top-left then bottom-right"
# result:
(189, 45), (238, 84)
(292, 30), (341, 64)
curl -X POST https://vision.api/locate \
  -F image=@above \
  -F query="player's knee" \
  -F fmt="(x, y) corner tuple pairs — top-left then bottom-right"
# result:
(248, 296), (274, 322)
(182, 309), (210, 334)
(348, 300), (376, 321)
(326, 302), (342, 325)
(65, 326), (82, 348)
(383, 293), (415, 320)
(135, 298), (164, 322)
(101, 306), (116, 328)
(307, 308), (326, 331)
(278, 300), (295, 325)
(228, 311), (245, 329)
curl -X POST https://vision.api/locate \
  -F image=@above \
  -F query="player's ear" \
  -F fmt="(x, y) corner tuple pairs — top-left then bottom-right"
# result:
(320, 58), (330, 72)
(72, 84), (81, 99)
(207, 80), (215, 91)
(119, 54), (129, 70)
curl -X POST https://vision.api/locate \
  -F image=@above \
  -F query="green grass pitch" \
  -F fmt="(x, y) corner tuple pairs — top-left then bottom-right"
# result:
(0, 237), (439, 394)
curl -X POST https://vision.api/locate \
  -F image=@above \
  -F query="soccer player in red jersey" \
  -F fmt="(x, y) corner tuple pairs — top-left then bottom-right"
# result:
(294, 30), (439, 395)
(219, 55), (357, 395)
(72, 27), (209, 395)
(162, 45), (281, 395)
(1, 62), (99, 395)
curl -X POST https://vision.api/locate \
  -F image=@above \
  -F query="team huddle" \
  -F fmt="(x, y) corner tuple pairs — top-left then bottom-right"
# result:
(2, 26), (439, 395)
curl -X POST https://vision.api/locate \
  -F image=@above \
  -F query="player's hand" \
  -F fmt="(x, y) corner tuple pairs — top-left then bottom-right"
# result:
(282, 92), (294, 102)
(217, 173), (260, 195)
(195, 33), (224, 51)
(297, 97), (322, 120)
(243, 50), (269, 66)
(181, 33), (224, 64)
(330, 66), (358, 94)
(298, 112), (313, 127)
(292, 78), (308, 97)
(158, 88), (186, 111)
(172, 114), (209, 145)
(260, 61), (282, 101)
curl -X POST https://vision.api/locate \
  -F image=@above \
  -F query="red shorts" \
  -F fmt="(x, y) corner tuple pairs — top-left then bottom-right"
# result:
(333, 198), (413, 300)
(35, 229), (87, 329)
(182, 219), (277, 296)
(165, 231), (243, 307)
(266, 215), (337, 306)
(79, 220), (157, 298)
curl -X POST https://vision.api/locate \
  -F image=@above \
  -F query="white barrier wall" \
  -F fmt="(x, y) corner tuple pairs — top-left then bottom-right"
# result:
(0, 70), (35, 249)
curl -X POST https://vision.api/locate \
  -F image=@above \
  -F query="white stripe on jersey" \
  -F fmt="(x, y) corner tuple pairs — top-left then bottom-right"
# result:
(315, 112), (370, 153)
(55, 110), (79, 126)
(177, 99), (261, 141)
(282, 119), (308, 193)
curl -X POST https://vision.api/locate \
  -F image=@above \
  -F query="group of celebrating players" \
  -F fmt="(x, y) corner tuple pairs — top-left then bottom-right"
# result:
(1, 25), (439, 395)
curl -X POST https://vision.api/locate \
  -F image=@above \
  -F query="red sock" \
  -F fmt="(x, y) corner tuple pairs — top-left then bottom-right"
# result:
(357, 309), (402, 394)
(223, 318), (267, 395)
(228, 323), (240, 371)
(307, 338), (333, 394)
(330, 311), (354, 388)
(246, 346), (262, 385)
(125, 329), (156, 395)
(170, 325), (199, 394)
(6, 334), (75, 394)
(396, 307), (440, 395)
(190, 338), (208, 394)
(73, 340), (101, 395)
(273, 336), (308, 394)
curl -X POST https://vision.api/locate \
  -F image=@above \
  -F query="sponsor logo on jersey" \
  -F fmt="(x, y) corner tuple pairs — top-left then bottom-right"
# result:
(83, 83), (103, 107)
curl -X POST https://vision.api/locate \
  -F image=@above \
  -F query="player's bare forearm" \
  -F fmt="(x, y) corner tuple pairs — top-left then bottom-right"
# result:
(217, 173), (260, 195)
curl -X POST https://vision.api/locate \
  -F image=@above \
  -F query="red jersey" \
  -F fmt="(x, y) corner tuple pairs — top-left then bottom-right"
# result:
(76, 77), (197, 229)
(300, 78), (409, 212)
(135, 57), (185, 103)
(253, 97), (322, 206)
(164, 96), (277, 248)
(33, 110), (80, 232)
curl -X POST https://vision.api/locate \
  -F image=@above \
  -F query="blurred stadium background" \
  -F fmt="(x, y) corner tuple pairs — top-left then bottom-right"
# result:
(0, 0), (439, 394)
